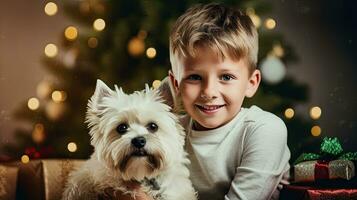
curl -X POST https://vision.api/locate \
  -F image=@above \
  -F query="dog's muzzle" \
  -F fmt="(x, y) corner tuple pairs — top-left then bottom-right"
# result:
(131, 136), (146, 148)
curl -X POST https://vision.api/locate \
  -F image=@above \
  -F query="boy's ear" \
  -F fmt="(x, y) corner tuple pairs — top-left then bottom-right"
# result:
(168, 70), (179, 95)
(245, 69), (261, 98)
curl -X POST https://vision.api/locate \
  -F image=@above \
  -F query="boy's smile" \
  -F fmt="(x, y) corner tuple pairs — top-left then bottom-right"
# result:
(195, 104), (225, 115)
(171, 47), (261, 131)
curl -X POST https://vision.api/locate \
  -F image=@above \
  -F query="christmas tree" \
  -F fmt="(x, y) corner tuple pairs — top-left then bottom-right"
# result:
(2, 0), (316, 163)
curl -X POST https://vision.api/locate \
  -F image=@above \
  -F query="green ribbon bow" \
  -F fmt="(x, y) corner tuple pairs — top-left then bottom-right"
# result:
(294, 137), (357, 165)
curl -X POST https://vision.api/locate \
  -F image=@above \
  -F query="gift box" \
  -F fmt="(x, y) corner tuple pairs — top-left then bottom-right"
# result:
(294, 159), (355, 182)
(293, 137), (357, 183)
(16, 160), (44, 200)
(280, 184), (357, 200)
(0, 164), (18, 200)
(0, 159), (84, 200)
(42, 159), (84, 200)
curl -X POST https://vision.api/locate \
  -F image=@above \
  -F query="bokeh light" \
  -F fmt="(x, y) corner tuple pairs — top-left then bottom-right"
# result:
(93, 18), (105, 31)
(46, 101), (66, 120)
(152, 80), (161, 89)
(249, 14), (261, 28)
(67, 142), (77, 152)
(32, 123), (45, 143)
(146, 47), (157, 58)
(284, 108), (294, 119)
(44, 43), (58, 58)
(310, 106), (322, 120)
(37, 80), (52, 99)
(64, 26), (78, 41)
(21, 155), (30, 164)
(311, 125), (322, 137)
(88, 37), (98, 48)
(128, 37), (145, 56)
(44, 2), (58, 16)
(273, 44), (284, 57)
(51, 91), (67, 102)
(28, 98), (40, 110)
(265, 18), (276, 29)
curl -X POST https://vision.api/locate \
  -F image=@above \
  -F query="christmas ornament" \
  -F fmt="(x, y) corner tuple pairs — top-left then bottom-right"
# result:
(260, 55), (286, 84)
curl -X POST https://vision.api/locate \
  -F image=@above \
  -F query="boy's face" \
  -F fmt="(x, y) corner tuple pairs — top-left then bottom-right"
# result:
(171, 47), (260, 130)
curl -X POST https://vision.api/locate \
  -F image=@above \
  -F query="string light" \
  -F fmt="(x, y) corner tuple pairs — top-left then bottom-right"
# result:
(311, 125), (321, 137)
(44, 2), (58, 16)
(152, 80), (161, 89)
(265, 18), (276, 29)
(146, 47), (157, 58)
(67, 142), (77, 152)
(93, 18), (105, 31)
(44, 43), (58, 58)
(51, 91), (67, 102)
(64, 26), (78, 41)
(28, 97), (40, 110)
(21, 155), (30, 164)
(284, 108), (294, 119)
(88, 37), (98, 48)
(310, 106), (322, 120)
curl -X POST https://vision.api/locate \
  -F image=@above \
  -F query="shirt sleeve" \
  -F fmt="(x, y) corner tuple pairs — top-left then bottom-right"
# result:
(225, 114), (290, 200)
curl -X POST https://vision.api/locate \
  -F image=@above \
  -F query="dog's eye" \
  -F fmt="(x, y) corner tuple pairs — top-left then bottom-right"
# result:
(116, 123), (129, 134)
(146, 122), (158, 133)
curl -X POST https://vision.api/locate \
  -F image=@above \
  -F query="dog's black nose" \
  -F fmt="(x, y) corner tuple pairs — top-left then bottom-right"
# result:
(131, 136), (146, 148)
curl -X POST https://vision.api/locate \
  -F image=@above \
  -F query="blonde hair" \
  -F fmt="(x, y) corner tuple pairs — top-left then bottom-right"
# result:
(169, 3), (258, 80)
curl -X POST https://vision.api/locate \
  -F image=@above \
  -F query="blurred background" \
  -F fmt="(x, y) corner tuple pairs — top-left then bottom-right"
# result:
(0, 0), (356, 164)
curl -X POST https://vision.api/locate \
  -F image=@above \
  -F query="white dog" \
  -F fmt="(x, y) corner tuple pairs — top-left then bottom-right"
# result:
(62, 80), (197, 200)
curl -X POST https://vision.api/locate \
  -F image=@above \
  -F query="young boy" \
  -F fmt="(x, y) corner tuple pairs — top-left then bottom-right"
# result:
(118, 3), (290, 200)
(164, 3), (290, 200)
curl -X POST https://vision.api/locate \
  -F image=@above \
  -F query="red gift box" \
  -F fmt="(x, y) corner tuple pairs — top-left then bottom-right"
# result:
(280, 184), (357, 200)
(294, 160), (355, 182)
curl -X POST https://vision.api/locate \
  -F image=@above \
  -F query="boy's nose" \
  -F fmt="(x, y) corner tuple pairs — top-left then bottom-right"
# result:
(201, 80), (218, 100)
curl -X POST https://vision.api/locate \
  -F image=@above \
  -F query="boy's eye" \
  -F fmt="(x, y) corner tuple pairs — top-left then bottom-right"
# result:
(221, 74), (235, 81)
(187, 74), (202, 81)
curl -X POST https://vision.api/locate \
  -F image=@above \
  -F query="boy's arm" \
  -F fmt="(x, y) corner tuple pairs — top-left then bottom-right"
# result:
(225, 115), (290, 200)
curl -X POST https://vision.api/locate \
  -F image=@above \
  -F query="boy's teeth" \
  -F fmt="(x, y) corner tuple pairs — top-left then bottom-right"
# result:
(201, 105), (221, 110)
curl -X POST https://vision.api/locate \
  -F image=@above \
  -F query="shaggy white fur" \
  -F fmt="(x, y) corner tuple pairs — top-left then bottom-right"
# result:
(62, 80), (197, 200)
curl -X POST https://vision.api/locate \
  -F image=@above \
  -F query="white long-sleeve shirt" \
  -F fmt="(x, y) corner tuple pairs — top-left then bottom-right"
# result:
(159, 77), (290, 200)
(181, 106), (290, 200)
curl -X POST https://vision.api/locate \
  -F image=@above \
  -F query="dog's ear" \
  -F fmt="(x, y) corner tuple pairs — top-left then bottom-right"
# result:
(87, 79), (113, 113)
(94, 79), (112, 100)
(86, 80), (113, 142)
